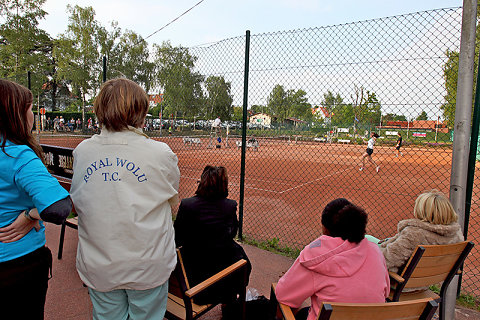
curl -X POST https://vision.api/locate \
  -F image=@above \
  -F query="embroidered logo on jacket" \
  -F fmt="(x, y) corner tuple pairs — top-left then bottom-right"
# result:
(83, 157), (147, 183)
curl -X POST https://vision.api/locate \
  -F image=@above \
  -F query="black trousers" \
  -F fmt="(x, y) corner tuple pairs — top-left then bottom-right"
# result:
(0, 246), (52, 320)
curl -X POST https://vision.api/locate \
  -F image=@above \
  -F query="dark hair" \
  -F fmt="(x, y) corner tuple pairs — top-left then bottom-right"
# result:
(195, 165), (229, 199)
(321, 198), (367, 243)
(94, 78), (148, 131)
(0, 79), (43, 160)
(372, 133), (379, 138)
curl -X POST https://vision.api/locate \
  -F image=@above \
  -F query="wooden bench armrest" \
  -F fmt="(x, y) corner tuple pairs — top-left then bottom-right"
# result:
(184, 259), (247, 298)
(271, 283), (296, 320)
(278, 302), (296, 320)
(389, 271), (405, 284)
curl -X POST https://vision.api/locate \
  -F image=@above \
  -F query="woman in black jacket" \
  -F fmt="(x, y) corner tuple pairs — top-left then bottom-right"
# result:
(174, 165), (251, 305)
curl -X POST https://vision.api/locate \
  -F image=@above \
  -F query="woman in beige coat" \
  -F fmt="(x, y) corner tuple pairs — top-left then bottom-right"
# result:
(378, 190), (464, 273)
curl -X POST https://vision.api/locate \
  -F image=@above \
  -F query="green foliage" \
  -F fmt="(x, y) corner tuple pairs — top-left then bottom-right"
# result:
(149, 104), (162, 117)
(351, 85), (381, 126)
(232, 106), (244, 121)
(441, 9), (480, 128)
(416, 110), (428, 120)
(153, 42), (204, 118)
(267, 85), (312, 122)
(250, 105), (266, 114)
(205, 75), (233, 120)
(54, 5), (103, 115)
(111, 30), (155, 91)
(382, 113), (407, 123)
(0, 0), (51, 96)
(430, 285), (480, 311)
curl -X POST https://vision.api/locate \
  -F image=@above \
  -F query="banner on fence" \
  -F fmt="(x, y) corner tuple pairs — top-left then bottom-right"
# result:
(413, 132), (427, 137)
(337, 128), (349, 133)
(386, 131), (398, 136)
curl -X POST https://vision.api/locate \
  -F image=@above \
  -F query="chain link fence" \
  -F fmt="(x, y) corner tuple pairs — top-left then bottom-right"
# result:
(31, 7), (480, 297)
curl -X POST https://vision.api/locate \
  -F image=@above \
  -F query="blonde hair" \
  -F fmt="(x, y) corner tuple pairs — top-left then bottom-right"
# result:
(94, 78), (148, 131)
(414, 190), (458, 225)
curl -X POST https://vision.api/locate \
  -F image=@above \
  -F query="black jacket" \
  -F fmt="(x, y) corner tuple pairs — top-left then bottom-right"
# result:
(174, 195), (251, 304)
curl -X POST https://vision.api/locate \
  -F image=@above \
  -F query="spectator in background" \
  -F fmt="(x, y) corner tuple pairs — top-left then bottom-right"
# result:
(53, 116), (59, 132)
(70, 78), (180, 320)
(275, 198), (389, 320)
(0, 79), (72, 319)
(76, 118), (81, 130)
(46, 117), (52, 131)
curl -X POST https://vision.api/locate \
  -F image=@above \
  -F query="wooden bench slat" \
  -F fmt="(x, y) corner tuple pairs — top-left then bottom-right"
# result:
(167, 294), (210, 319)
(185, 259), (247, 298)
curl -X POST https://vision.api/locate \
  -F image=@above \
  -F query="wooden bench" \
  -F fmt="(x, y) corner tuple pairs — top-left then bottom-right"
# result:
(183, 137), (202, 147)
(236, 140), (259, 151)
(270, 283), (438, 320)
(387, 241), (474, 320)
(166, 248), (248, 320)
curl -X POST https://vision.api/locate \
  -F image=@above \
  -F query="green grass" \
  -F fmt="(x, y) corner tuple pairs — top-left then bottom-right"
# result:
(429, 285), (480, 311)
(241, 236), (301, 260)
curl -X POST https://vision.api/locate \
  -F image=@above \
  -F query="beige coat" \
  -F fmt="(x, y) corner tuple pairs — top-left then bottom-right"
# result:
(379, 219), (464, 273)
(71, 129), (180, 292)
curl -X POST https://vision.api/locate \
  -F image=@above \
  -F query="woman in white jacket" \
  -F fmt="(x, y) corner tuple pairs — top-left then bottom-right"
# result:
(71, 78), (180, 320)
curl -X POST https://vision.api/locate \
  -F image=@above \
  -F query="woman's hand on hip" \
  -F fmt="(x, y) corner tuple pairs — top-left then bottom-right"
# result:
(0, 212), (41, 243)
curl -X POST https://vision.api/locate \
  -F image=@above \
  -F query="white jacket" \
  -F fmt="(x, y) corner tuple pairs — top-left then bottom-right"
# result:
(71, 128), (180, 292)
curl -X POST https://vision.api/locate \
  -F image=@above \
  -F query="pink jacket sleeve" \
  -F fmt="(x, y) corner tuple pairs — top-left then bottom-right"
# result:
(275, 258), (315, 308)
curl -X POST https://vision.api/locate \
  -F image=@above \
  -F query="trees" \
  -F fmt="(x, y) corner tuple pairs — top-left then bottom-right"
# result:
(351, 85), (381, 127)
(54, 5), (103, 126)
(440, 9), (480, 128)
(153, 41), (204, 119)
(267, 85), (287, 121)
(321, 91), (352, 126)
(382, 113), (407, 124)
(416, 110), (428, 120)
(0, 0), (51, 94)
(267, 85), (311, 122)
(113, 30), (155, 92)
(205, 75), (233, 120)
(287, 89), (312, 122)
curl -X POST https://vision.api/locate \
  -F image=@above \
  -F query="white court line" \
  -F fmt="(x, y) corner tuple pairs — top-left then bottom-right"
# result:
(279, 167), (354, 194)
(180, 167), (354, 194)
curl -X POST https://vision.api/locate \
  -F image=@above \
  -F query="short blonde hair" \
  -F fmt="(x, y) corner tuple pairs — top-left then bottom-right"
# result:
(414, 190), (458, 225)
(94, 78), (148, 131)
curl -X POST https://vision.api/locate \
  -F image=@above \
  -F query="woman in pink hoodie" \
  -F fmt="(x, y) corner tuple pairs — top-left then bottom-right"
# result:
(275, 198), (390, 320)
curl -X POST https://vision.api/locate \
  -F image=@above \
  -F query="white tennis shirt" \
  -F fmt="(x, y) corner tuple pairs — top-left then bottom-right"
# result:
(70, 128), (180, 292)
(367, 138), (375, 149)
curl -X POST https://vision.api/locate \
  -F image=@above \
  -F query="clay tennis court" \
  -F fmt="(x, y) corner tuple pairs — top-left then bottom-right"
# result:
(39, 133), (480, 294)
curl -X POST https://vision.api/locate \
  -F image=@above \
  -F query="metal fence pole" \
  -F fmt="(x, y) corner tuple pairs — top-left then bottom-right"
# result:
(447, 1), (477, 318)
(103, 56), (107, 83)
(459, 38), (480, 296)
(238, 30), (250, 240)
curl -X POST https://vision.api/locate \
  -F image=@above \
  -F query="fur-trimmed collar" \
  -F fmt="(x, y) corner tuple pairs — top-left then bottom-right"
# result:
(397, 219), (461, 237)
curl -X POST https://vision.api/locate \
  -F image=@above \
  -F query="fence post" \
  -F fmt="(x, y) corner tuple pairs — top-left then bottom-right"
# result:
(458, 40), (480, 295)
(103, 55), (107, 83)
(447, 0), (477, 318)
(238, 30), (250, 240)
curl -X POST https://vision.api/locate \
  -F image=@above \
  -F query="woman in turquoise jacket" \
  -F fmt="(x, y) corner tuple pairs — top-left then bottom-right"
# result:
(0, 79), (72, 319)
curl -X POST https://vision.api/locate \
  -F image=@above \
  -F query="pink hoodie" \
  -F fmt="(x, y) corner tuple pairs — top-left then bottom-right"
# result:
(276, 236), (390, 320)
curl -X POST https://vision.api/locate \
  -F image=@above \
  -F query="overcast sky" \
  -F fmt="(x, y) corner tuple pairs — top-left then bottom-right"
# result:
(37, 0), (463, 47)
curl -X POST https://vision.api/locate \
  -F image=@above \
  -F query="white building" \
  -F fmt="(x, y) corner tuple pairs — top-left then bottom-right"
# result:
(249, 113), (272, 127)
